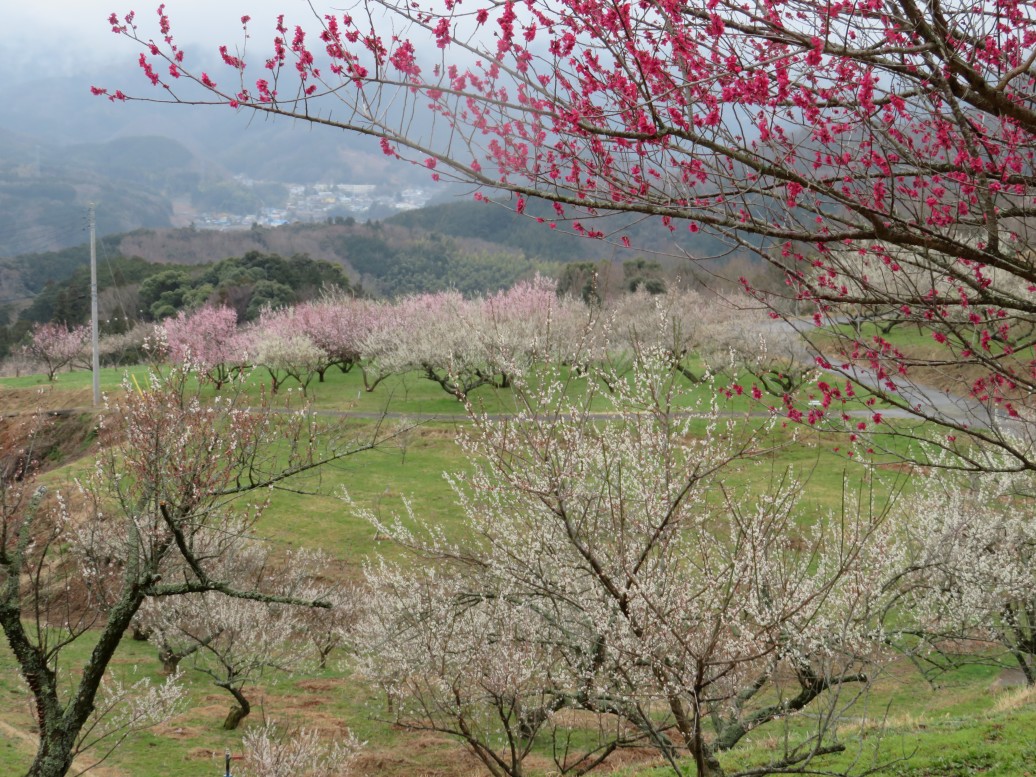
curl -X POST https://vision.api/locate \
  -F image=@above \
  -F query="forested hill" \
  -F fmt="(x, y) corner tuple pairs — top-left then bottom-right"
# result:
(384, 197), (740, 263)
(95, 217), (554, 296)
(0, 199), (768, 355)
(0, 216), (555, 337)
(3, 198), (740, 310)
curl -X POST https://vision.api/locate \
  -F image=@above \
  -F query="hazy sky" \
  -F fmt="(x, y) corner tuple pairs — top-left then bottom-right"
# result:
(4, 1), (330, 82)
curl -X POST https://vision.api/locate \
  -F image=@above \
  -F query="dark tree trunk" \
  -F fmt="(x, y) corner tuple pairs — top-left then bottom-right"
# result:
(25, 732), (76, 777)
(221, 686), (251, 731)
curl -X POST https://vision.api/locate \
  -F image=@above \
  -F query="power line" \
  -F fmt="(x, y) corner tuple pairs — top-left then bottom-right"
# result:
(97, 222), (137, 326)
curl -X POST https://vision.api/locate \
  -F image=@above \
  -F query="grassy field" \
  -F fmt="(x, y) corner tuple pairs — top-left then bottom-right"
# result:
(0, 364), (1031, 777)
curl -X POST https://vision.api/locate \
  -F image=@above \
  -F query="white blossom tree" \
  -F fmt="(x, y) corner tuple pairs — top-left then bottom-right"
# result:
(237, 720), (362, 777)
(355, 291), (498, 398)
(0, 366), (392, 777)
(354, 340), (898, 777)
(138, 546), (341, 729)
(890, 458), (1036, 685)
(246, 309), (328, 394)
(603, 289), (812, 398)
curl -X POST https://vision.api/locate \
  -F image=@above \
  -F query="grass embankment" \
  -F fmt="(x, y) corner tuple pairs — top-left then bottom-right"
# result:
(0, 364), (1030, 777)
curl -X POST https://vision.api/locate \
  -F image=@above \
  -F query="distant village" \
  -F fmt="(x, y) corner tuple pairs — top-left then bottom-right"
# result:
(190, 179), (436, 230)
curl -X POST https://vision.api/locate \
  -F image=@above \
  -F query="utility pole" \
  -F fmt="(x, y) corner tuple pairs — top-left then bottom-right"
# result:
(89, 204), (100, 407)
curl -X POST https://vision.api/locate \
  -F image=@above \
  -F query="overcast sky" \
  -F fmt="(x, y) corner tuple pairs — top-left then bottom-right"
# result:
(4, 1), (328, 83)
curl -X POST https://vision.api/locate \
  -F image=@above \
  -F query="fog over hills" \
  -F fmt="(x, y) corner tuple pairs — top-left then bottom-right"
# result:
(0, 66), (423, 180)
(0, 6), (478, 259)
(0, 66), (430, 257)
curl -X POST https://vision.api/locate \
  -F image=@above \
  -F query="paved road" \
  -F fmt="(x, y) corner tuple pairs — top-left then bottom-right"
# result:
(768, 317), (1031, 442)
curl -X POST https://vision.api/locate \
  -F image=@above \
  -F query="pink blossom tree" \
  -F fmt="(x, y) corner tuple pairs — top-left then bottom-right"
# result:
(293, 295), (366, 381)
(23, 323), (89, 382)
(479, 275), (591, 382)
(246, 308), (329, 394)
(162, 305), (244, 388)
(104, 1), (1036, 466)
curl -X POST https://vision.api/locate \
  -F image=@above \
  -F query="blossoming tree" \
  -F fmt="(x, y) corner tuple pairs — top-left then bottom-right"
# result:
(293, 295), (367, 381)
(23, 323), (89, 382)
(236, 720), (361, 777)
(891, 456), (1036, 685)
(162, 305), (244, 387)
(103, 0), (1036, 466)
(353, 341), (898, 777)
(0, 368), (390, 777)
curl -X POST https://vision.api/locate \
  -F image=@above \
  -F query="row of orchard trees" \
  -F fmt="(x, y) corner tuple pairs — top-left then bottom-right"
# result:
(154, 278), (811, 399)
(6, 310), (1036, 777)
(19, 278), (815, 402)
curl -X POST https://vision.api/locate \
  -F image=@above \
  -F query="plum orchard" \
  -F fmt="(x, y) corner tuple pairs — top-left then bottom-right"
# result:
(86, 6), (1036, 771)
(160, 281), (810, 400)
(351, 333), (1036, 777)
(104, 0), (1036, 466)
(0, 368), (389, 777)
(23, 323), (89, 382)
(6, 303), (1036, 777)
(352, 341), (900, 777)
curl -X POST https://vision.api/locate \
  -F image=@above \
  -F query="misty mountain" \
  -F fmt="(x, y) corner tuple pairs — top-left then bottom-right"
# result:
(0, 69), (423, 185)
(0, 131), (194, 257)
(386, 199), (745, 266)
(0, 69), (437, 256)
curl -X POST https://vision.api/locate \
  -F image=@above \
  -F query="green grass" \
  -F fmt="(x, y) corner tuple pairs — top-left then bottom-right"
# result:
(1, 356), (896, 418)
(607, 661), (1036, 777)
(0, 364), (155, 392)
(823, 320), (939, 351)
(257, 422), (471, 566)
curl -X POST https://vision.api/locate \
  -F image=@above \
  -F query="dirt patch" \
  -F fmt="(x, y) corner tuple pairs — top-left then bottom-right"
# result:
(352, 726), (668, 777)
(153, 723), (205, 740)
(294, 678), (345, 693)
(292, 698), (327, 710)
(185, 747), (226, 762)
(413, 426), (463, 442)
(353, 735), (477, 777)
(989, 668), (1031, 691)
